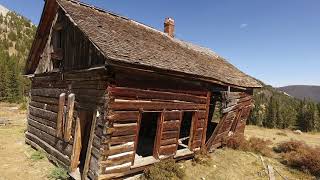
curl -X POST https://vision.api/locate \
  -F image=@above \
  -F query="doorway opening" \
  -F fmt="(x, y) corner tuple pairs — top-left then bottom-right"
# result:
(206, 97), (222, 143)
(178, 112), (193, 150)
(78, 109), (93, 174)
(136, 112), (159, 158)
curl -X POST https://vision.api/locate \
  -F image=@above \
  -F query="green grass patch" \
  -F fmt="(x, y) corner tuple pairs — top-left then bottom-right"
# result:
(48, 167), (70, 180)
(30, 150), (46, 161)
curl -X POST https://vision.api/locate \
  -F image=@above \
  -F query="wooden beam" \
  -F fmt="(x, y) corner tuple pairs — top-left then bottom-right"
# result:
(56, 93), (65, 138)
(201, 92), (211, 150)
(70, 117), (81, 172)
(64, 93), (75, 142)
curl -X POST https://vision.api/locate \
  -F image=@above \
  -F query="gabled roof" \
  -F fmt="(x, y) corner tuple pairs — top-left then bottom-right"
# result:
(25, 0), (262, 88)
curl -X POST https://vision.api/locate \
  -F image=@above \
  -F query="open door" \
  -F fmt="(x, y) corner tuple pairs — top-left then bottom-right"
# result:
(70, 108), (96, 178)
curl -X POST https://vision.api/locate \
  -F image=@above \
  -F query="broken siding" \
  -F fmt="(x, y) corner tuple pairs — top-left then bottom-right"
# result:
(26, 68), (109, 180)
(205, 92), (253, 151)
(100, 86), (210, 178)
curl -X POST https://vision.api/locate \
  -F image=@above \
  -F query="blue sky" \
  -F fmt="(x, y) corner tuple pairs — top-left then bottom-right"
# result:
(1, 0), (319, 87)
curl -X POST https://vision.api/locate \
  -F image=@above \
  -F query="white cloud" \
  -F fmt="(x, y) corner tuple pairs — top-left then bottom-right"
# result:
(240, 23), (248, 29)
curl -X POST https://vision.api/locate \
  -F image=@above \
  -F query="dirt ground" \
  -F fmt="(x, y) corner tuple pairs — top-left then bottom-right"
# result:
(0, 103), (54, 180)
(0, 103), (319, 180)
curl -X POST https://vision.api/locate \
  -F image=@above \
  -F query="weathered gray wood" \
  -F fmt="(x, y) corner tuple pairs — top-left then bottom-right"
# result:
(64, 93), (75, 142)
(56, 93), (65, 138)
(25, 132), (70, 165)
(29, 105), (58, 122)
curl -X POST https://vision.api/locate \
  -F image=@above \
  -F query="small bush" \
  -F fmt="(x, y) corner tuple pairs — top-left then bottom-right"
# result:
(48, 167), (69, 180)
(275, 141), (320, 177)
(30, 150), (46, 161)
(273, 140), (304, 153)
(225, 135), (272, 157)
(276, 132), (288, 136)
(141, 159), (185, 180)
(192, 151), (211, 166)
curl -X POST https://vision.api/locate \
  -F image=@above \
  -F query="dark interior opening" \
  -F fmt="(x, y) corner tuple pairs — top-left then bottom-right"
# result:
(206, 96), (222, 142)
(78, 110), (93, 173)
(136, 112), (159, 157)
(178, 112), (193, 150)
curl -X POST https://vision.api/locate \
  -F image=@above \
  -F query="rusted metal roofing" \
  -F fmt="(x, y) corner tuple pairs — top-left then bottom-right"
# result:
(26, 0), (262, 88)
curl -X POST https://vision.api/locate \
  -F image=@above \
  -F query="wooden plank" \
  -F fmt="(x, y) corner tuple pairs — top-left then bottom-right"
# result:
(164, 111), (182, 121)
(109, 86), (207, 104)
(110, 135), (136, 146)
(189, 112), (198, 150)
(82, 111), (97, 180)
(104, 162), (131, 174)
(29, 114), (56, 128)
(56, 93), (65, 138)
(70, 117), (81, 171)
(268, 165), (275, 180)
(159, 144), (177, 156)
(111, 123), (137, 136)
(160, 138), (177, 146)
(107, 111), (140, 122)
(102, 153), (134, 167)
(25, 132), (70, 165)
(103, 142), (135, 156)
(64, 93), (75, 142)
(31, 88), (66, 98)
(161, 130), (179, 140)
(132, 112), (141, 165)
(27, 125), (72, 157)
(110, 101), (206, 111)
(30, 96), (58, 105)
(29, 101), (59, 113)
(163, 120), (180, 131)
(29, 105), (57, 122)
(154, 111), (164, 158)
(28, 118), (56, 137)
(196, 119), (206, 128)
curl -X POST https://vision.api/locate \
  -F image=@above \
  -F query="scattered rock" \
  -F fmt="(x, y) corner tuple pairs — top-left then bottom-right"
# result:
(0, 118), (10, 126)
(293, 130), (302, 135)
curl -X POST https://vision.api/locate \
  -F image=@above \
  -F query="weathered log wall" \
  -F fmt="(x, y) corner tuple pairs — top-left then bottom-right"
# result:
(26, 68), (109, 180)
(98, 86), (210, 179)
(205, 91), (253, 151)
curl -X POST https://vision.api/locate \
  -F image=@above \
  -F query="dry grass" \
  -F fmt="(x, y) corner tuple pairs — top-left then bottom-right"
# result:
(141, 159), (185, 180)
(225, 135), (273, 157)
(245, 125), (320, 147)
(275, 140), (320, 177)
(0, 103), (54, 180)
(183, 148), (313, 180)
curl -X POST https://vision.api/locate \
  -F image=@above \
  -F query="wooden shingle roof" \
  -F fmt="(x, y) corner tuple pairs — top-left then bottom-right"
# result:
(27, 0), (262, 88)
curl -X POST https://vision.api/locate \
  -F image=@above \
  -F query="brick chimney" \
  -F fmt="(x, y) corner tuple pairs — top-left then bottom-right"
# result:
(164, 17), (175, 38)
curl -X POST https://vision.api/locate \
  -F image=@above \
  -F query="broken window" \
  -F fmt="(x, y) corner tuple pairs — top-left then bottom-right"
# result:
(51, 22), (63, 70)
(136, 112), (159, 158)
(206, 96), (222, 142)
(178, 112), (193, 150)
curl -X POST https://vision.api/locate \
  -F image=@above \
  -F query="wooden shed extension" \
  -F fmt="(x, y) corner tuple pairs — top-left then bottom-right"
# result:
(24, 0), (262, 179)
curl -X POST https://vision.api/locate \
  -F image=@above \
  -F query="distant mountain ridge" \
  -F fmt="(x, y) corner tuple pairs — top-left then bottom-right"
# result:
(278, 85), (320, 102)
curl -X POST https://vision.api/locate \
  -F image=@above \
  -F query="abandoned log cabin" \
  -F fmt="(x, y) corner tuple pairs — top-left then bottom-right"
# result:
(24, 0), (262, 179)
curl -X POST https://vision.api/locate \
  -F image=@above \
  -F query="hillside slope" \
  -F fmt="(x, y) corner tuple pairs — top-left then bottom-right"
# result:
(278, 85), (320, 102)
(0, 4), (36, 102)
